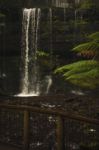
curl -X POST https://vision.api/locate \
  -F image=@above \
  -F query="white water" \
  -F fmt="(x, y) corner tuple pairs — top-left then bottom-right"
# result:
(29, 8), (41, 95)
(22, 9), (31, 94)
(45, 75), (52, 94)
(75, 0), (80, 4)
(63, 7), (66, 23)
(18, 8), (41, 96)
(49, 8), (53, 67)
(52, 0), (81, 8)
(16, 7), (54, 97)
(52, 0), (69, 8)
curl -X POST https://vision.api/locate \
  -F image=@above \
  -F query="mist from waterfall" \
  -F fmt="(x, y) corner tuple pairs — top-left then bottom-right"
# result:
(18, 8), (41, 96)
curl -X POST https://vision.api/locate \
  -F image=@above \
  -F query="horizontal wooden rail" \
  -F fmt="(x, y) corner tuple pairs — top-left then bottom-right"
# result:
(0, 103), (99, 125)
(0, 103), (99, 150)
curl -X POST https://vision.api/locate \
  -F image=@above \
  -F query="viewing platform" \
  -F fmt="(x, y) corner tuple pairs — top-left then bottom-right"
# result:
(0, 143), (21, 150)
(0, 100), (99, 150)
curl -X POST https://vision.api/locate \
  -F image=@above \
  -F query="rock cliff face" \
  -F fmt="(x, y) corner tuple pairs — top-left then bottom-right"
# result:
(0, 0), (51, 9)
(0, 0), (49, 55)
(0, 1), (22, 56)
(0, 0), (79, 9)
(0, 1), (23, 94)
(0, 0), (74, 56)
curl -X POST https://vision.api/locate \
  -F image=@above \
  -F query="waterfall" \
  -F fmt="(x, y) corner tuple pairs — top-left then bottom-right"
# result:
(45, 75), (52, 94)
(49, 8), (52, 61)
(75, 0), (80, 4)
(52, 0), (69, 8)
(44, 8), (53, 94)
(63, 7), (66, 23)
(19, 8), (41, 96)
(29, 8), (41, 95)
(21, 8), (31, 95)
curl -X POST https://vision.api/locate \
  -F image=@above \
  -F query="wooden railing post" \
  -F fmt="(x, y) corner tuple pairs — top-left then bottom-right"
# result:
(23, 110), (30, 150)
(56, 116), (64, 150)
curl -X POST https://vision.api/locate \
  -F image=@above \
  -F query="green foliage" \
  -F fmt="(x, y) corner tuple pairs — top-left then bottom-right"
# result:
(73, 32), (99, 58)
(0, 13), (5, 18)
(55, 60), (99, 88)
(37, 50), (49, 57)
(36, 50), (51, 68)
(88, 32), (99, 42)
(79, 0), (96, 10)
(55, 32), (99, 89)
(64, 67), (99, 89)
(73, 41), (99, 57)
(55, 60), (98, 74)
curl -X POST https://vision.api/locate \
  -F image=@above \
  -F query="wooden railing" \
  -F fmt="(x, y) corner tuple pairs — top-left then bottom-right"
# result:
(0, 103), (99, 150)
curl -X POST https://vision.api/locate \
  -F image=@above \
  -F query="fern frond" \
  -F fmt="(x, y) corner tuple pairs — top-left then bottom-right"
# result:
(54, 32), (99, 89)
(54, 65), (69, 74)
(37, 51), (49, 57)
(73, 42), (99, 52)
(88, 32), (99, 42)
(55, 60), (98, 74)
(73, 41), (99, 57)
(55, 60), (99, 88)
(64, 68), (99, 88)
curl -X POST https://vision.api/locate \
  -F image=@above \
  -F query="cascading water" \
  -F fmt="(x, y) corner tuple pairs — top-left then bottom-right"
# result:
(49, 8), (53, 65)
(21, 9), (31, 95)
(29, 8), (41, 95)
(18, 8), (41, 96)
(18, 2), (73, 97)
(75, 0), (80, 4)
(63, 7), (66, 23)
(45, 8), (53, 94)
(52, 0), (69, 8)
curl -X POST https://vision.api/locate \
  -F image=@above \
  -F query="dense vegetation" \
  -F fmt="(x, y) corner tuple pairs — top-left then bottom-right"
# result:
(0, 0), (99, 94)
(55, 32), (99, 89)
(0, 1), (99, 149)
(53, 0), (99, 90)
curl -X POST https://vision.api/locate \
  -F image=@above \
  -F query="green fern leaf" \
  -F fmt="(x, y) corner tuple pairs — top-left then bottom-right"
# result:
(88, 32), (99, 42)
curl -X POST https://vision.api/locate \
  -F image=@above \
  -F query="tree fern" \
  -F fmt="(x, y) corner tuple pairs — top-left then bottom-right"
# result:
(55, 60), (98, 74)
(54, 32), (99, 89)
(73, 32), (99, 58)
(88, 32), (99, 42)
(64, 66), (99, 89)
